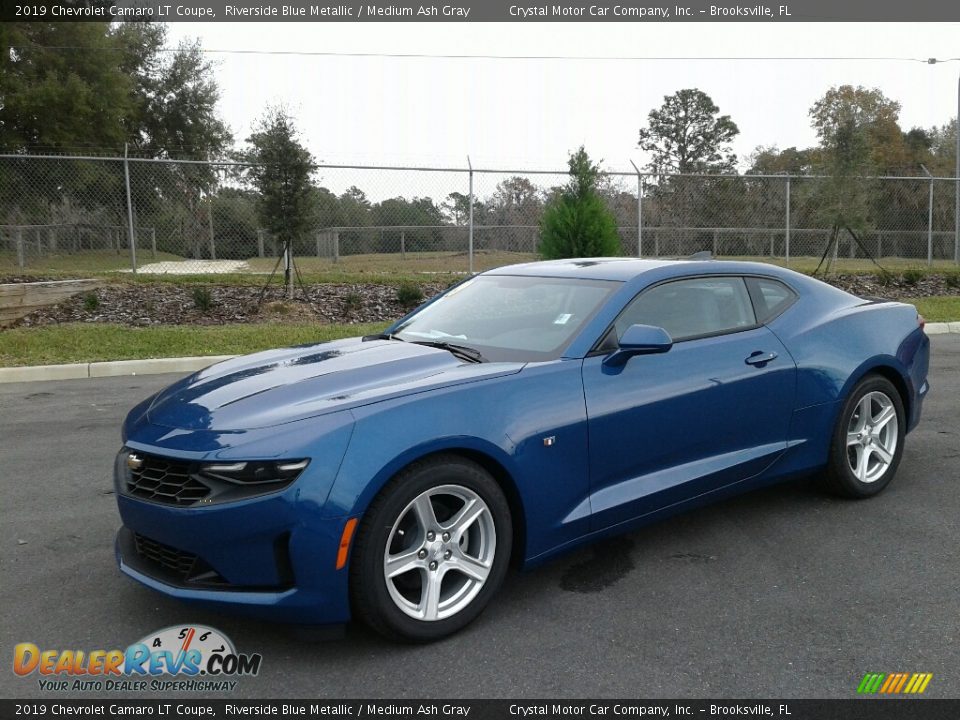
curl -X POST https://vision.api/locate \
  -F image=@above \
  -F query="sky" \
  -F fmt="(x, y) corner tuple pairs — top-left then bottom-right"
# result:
(166, 21), (960, 196)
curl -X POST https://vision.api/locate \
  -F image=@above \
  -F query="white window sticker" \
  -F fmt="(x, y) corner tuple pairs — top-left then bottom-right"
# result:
(553, 313), (573, 325)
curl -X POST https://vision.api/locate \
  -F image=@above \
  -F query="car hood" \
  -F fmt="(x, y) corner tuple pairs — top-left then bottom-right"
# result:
(144, 337), (524, 431)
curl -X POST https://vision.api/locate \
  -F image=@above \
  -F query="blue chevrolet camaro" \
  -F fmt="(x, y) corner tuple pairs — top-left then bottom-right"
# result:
(115, 258), (930, 641)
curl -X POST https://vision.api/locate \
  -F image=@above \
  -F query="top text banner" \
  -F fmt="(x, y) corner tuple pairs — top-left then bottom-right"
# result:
(5, 0), (960, 22)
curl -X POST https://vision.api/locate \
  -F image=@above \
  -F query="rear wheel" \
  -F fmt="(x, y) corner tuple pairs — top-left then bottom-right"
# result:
(823, 374), (905, 498)
(350, 455), (512, 642)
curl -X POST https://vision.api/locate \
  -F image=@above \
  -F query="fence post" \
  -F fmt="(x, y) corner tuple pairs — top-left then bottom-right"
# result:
(784, 176), (791, 263)
(467, 156), (475, 274)
(150, 228), (157, 259)
(400, 231), (406, 260)
(49, 227), (57, 253)
(714, 229), (719, 257)
(206, 198), (216, 261)
(928, 177), (934, 266)
(315, 232), (322, 258)
(123, 144), (138, 274)
(15, 227), (25, 268)
(257, 229), (265, 258)
(332, 231), (339, 264)
(630, 161), (644, 257)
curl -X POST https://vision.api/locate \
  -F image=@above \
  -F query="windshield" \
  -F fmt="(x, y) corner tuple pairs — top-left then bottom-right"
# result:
(392, 275), (620, 362)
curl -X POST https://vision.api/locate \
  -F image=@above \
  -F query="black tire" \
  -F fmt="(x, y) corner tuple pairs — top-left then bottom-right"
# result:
(822, 374), (906, 498)
(349, 454), (512, 642)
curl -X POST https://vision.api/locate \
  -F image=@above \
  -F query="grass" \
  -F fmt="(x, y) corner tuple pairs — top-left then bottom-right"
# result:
(1, 249), (534, 286)
(727, 256), (959, 276)
(0, 322), (386, 367)
(4, 250), (959, 286)
(908, 296), (960, 323)
(0, 249), (184, 276)
(244, 250), (535, 277)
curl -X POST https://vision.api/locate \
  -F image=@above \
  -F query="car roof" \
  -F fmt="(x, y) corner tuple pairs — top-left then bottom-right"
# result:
(483, 257), (801, 283)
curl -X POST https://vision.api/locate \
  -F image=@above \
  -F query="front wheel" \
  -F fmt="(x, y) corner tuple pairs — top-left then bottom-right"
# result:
(350, 455), (512, 642)
(823, 374), (905, 498)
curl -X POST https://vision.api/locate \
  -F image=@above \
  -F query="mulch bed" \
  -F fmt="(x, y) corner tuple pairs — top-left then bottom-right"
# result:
(11, 282), (448, 327)
(828, 273), (959, 300)
(3, 272), (957, 329)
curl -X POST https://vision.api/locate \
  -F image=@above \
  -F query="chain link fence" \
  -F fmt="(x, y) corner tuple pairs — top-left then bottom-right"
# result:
(1, 153), (958, 276)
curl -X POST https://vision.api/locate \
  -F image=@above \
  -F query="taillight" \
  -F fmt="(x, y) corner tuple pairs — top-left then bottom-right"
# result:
(918, 313), (926, 330)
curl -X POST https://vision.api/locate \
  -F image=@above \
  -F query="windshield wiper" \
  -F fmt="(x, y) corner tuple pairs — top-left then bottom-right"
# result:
(362, 332), (405, 342)
(411, 340), (486, 363)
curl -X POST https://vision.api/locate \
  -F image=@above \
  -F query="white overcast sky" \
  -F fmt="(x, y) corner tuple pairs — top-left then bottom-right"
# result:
(168, 22), (959, 185)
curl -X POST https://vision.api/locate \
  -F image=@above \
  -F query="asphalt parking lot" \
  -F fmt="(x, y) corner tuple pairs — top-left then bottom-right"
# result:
(2, 334), (958, 700)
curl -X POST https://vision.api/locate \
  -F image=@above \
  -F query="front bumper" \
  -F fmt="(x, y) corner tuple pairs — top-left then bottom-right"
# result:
(115, 492), (354, 625)
(115, 406), (358, 625)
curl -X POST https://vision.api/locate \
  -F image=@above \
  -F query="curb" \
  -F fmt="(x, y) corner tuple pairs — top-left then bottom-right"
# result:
(1, 323), (958, 385)
(923, 321), (960, 335)
(0, 355), (236, 384)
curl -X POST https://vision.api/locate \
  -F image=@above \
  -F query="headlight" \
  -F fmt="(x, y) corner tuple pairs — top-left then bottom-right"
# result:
(116, 449), (309, 507)
(199, 460), (309, 485)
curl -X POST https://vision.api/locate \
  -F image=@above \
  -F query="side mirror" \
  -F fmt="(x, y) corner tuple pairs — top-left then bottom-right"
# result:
(602, 324), (673, 368)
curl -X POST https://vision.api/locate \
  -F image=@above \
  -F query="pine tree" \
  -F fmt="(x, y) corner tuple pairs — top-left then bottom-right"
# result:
(539, 147), (621, 259)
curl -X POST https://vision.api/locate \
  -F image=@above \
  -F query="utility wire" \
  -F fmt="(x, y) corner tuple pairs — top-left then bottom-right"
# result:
(6, 45), (960, 63)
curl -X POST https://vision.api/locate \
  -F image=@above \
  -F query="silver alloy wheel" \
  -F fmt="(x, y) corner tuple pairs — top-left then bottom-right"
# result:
(383, 484), (496, 622)
(846, 390), (899, 483)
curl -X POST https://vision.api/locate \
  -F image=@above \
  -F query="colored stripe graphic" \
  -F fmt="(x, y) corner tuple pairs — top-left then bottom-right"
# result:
(858, 672), (932, 694)
(858, 673), (885, 693)
(892, 673), (909, 693)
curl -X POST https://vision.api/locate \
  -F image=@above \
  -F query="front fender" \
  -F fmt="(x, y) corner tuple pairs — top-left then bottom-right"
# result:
(324, 360), (592, 561)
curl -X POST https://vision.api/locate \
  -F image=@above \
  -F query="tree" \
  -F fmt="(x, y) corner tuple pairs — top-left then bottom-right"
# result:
(0, 22), (230, 158)
(808, 85), (903, 251)
(442, 192), (480, 226)
(241, 107), (317, 293)
(928, 118), (957, 175)
(0, 21), (232, 255)
(810, 85), (904, 174)
(805, 85), (911, 271)
(371, 196), (445, 252)
(638, 89), (740, 174)
(126, 31), (233, 260)
(747, 146), (816, 175)
(0, 23), (137, 226)
(539, 147), (621, 259)
(0, 22), (134, 153)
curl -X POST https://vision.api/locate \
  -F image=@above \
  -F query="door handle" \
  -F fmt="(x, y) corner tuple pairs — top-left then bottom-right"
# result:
(745, 351), (778, 367)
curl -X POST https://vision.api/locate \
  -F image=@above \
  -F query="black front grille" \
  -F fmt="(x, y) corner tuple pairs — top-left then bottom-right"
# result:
(132, 533), (228, 586)
(127, 455), (210, 506)
(133, 533), (198, 578)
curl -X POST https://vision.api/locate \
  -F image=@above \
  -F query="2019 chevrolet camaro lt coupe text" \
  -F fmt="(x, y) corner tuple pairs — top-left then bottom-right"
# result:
(114, 259), (930, 641)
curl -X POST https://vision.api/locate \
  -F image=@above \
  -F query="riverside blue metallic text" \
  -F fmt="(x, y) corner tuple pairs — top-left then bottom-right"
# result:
(114, 258), (930, 641)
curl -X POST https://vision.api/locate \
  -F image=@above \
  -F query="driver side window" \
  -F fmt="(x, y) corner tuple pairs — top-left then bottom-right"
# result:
(615, 276), (756, 341)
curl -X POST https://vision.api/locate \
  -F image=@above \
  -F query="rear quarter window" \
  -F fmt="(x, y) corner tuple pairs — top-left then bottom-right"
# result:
(747, 277), (798, 323)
